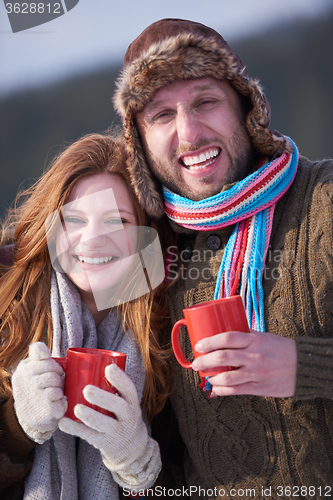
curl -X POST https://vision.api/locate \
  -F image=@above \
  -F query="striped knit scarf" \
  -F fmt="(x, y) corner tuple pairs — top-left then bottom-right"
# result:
(163, 138), (299, 332)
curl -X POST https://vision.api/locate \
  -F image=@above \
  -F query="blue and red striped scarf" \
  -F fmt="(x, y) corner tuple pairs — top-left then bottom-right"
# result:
(163, 138), (299, 332)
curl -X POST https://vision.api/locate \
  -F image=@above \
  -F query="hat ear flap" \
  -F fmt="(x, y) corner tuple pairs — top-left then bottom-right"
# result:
(124, 117), (165, 220)
(234, 76), (290, 157)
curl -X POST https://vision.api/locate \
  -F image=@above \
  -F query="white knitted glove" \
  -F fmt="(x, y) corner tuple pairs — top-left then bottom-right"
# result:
(59, 364), (161, 490)
(11, 342), (67, 444)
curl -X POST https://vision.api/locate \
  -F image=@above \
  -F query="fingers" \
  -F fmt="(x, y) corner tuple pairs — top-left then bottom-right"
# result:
(208, 366), (248, 385)
(200, 333), (298, 398)
(26, 342), (64, 377)
(42, 392), (68, 418)
(210, 382), (260, 397)
(74, 404), (117, 435)
(59, 416), (90, 437)
(33, 369), (64, 389)
(104, 364), (139, 407)
(82, 385), (129, 421)
(21, 357), (65, 377)
(191, 348), (245, 372)
(29, 342), (52, 360)
(59, 409), (103, 440)
(195, 331), (252, 353)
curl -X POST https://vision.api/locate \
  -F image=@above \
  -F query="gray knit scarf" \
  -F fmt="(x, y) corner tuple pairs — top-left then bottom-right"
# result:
(24, 270), (145, 500)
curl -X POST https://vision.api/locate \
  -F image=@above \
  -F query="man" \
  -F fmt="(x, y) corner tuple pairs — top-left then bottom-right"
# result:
(114, 19), (333, 498)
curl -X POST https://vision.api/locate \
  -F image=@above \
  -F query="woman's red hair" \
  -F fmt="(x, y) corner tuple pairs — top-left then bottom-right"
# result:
(0, 133), (171, 422)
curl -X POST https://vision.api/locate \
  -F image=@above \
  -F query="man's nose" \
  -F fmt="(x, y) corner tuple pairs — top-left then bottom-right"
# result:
(175, 108), (201, 144)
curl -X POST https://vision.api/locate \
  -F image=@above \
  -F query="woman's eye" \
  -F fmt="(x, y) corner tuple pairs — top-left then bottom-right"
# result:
(63, 216), (86, 226)
(105, 218), (125, 225)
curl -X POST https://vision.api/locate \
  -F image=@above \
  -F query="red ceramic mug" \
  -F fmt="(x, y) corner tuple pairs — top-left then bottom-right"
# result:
(53, 347), (126, 421)
(171, 295), (249, 377)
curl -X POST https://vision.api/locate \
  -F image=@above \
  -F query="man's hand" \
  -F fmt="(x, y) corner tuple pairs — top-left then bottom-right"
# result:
(191, 330), (297, 397)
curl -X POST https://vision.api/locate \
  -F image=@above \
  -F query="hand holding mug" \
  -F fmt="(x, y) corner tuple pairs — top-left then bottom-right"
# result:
(12, 342), (67, 444)
(59, 364), (161, 490)
(192, 328), (298, 398)
(171, 295), (249, 377)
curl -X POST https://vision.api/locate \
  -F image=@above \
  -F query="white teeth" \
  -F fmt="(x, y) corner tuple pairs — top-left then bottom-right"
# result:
(77, 255), (115, 264)
(182, 148), (220, 168)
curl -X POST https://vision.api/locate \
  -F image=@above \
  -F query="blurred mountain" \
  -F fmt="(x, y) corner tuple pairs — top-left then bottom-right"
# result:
(1, 9), (332, 222)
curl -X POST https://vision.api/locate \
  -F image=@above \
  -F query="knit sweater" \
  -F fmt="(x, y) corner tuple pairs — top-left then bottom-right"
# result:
(167, 156), (333, 499)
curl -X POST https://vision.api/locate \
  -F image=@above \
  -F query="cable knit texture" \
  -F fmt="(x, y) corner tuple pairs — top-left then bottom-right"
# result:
(168, 157), (333, 498)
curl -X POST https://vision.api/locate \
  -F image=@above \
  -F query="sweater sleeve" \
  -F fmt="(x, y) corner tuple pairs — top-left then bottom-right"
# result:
(0, 396), (37, 494)
(294, 337), (333, 400)
(293, 160), (333, 401)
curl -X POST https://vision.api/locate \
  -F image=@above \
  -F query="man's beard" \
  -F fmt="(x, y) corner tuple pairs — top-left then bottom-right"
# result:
(144, 127), (258, 201)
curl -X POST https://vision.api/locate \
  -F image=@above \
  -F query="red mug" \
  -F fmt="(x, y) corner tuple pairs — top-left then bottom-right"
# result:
(171, 295), (249, 377)
(53, 347), (126, 421)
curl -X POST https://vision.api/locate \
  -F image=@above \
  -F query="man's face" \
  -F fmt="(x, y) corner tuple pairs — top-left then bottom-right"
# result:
(136, 77), (256, 200)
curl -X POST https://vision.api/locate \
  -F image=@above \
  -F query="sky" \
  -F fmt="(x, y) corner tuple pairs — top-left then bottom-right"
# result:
(0, 0), (332, 97)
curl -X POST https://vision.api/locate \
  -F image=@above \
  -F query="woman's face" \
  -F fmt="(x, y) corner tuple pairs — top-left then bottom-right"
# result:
(55, 173), (139, 308)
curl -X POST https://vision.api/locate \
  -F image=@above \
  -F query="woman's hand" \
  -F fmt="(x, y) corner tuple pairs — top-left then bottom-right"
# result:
(12, 342), (67, 444)
(59, 364), (161, 490)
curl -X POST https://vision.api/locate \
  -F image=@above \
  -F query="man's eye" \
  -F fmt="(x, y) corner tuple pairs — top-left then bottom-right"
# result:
(197, 98), (218, 109)
(152, 111), (174, 124)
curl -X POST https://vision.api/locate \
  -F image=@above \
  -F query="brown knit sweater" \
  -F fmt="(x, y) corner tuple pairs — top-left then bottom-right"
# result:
(167, 157), (333, 499)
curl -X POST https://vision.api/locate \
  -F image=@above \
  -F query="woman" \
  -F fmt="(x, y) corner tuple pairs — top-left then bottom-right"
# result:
(0, 133), (171, 500)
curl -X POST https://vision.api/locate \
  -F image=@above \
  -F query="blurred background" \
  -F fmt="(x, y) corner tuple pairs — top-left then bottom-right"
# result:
(1, 0), (333, 223)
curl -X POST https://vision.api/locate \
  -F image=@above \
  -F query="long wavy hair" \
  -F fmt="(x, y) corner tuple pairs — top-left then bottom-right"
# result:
(0, 133), (171, 422)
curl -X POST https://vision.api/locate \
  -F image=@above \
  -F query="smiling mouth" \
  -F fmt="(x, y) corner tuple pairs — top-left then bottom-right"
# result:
(181, 148), (221, 170)
(75, 255), (118, 265)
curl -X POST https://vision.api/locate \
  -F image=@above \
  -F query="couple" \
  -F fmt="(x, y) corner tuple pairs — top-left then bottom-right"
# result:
(1, 18), (333, 500)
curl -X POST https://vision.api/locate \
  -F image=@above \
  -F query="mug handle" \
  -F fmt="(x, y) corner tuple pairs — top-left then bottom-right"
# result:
(53, 356), (67, 371)
(171, 319), (192, 369)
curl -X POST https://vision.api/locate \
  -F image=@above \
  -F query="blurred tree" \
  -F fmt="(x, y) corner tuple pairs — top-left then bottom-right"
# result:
(234, 11), (333, 160)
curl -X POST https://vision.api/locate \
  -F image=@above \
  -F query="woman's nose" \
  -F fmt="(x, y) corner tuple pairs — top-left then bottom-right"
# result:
(80, 223), (107, 248)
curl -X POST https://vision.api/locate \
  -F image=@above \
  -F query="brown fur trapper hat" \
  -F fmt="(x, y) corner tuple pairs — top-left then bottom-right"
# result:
(114, 18), (291, 219)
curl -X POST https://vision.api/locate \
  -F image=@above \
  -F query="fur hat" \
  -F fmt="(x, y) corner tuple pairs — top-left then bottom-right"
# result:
(114, 18), (291, 219)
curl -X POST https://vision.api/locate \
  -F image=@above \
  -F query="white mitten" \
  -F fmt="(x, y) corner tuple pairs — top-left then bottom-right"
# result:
(59, 364), (161, 490)
(12, 342), (67, 444)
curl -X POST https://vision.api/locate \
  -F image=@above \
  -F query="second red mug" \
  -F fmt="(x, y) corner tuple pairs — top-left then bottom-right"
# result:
(171, 295), (249, 377)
